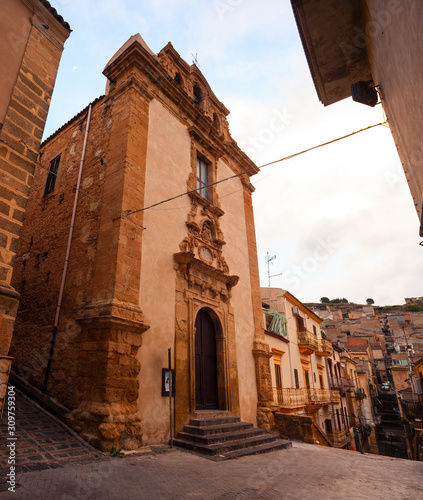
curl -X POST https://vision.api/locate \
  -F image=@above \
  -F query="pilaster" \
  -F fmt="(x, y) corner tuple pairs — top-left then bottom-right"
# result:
(68, 55), (152, 451)
(242, 183), (276, 429)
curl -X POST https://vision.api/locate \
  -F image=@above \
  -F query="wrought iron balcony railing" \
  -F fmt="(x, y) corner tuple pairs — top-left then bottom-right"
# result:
(341, 377), (355, 392)
(297, 331), (319, 355)
(329, 376), (343, 390)
(354, 388), (366, 399)
(316, 338), (333, 356)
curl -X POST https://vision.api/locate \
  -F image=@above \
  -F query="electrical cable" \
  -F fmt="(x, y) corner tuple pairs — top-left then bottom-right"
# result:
(126, 121), (387, 216)
(36, 121), (387, 225)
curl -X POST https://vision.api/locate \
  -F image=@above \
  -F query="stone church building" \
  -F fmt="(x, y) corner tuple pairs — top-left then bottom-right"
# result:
(10, 35), (275, 450)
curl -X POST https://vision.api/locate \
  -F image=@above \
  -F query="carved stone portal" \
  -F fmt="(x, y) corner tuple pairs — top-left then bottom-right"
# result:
(173, 171), (241, 433)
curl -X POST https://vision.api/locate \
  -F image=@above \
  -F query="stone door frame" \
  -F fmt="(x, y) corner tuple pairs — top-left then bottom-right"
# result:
(174, 279), (241, 433)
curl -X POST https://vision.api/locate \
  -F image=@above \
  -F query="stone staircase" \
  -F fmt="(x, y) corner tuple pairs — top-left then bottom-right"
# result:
(174, 415), (292, 460)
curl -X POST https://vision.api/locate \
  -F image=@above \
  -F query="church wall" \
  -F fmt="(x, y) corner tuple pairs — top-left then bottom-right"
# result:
(138, 98), (191, 444)
(10, 99), (108, 408)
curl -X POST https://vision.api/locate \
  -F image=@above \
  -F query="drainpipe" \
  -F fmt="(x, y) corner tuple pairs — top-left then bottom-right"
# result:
(42, 104), (92, 393)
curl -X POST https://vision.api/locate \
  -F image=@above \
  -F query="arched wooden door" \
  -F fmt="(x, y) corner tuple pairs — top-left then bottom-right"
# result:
(195, 308), (219, 410)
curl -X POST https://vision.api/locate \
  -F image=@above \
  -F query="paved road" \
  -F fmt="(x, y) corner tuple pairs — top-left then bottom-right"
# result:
(1, 390), (422, 499)
(0, 441), (422, 499)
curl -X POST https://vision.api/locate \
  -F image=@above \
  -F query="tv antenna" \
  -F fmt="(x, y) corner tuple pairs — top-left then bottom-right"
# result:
(265, 252), (282, 287)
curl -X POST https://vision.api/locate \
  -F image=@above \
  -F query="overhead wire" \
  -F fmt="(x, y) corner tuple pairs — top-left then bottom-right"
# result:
(126, 121), (387, 216)
(37, 120), (387, 225)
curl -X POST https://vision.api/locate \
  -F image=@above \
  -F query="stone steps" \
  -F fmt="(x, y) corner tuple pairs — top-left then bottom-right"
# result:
(174, 416), (291, 461)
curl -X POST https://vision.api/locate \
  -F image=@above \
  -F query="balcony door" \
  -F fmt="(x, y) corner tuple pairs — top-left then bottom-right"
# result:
(303, 368), (311, 400)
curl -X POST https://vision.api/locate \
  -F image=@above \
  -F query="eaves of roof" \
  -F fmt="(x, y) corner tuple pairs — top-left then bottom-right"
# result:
(38, 0), (71, 31)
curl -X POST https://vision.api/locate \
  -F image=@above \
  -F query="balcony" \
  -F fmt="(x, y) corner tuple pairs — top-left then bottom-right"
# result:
(354, 388), (366, 399)
(327, 429), (348, 448)
(341, 377), (355, 393)
(297, 331), (319, 355)
(307, 388), (339, 406)
(274, 388), (338, 411)
(329, 376), (343, 390)
(330, 390), (341, 404)
(273, 388), (306, 409)
(316, 338), (333, 356)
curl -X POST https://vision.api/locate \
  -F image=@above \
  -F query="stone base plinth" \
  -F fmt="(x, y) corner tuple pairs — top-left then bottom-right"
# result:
(68, 300), (149, 451)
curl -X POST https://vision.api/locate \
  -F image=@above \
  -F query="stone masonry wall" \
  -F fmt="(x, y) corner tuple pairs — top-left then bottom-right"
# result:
(0, 18), (69, 357)
(10, 98), (108, 408)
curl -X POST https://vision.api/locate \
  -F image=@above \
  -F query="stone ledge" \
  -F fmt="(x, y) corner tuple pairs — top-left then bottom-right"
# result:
(76, 299), (149, 334)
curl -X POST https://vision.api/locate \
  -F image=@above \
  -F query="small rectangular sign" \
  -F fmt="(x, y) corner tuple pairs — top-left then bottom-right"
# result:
(162, 368), (175, 396)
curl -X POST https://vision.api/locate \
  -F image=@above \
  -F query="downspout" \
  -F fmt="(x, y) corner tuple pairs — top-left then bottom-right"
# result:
(42, 104), (92, 393)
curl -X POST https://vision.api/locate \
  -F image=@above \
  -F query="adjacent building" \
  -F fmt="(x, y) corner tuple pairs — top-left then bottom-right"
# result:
(261, 287), (374, 451)
(291, 0), (423, 234)
(0, 0), (70, 412)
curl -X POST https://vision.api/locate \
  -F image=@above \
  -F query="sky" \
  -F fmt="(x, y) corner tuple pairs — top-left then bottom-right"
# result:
(45, 0), (423, 306)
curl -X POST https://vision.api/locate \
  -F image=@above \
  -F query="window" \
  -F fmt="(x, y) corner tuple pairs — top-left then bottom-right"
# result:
(319, 373), (324, 389)
(193, 83), (202, 104)
(294, 369), (300, 389)
(174, 72), (182, 86)
(274, 363), (282, 389)
(196, 156), (209, 200)
(44, 155), (61, 195)
(336, 409), (342, 430)
(296, 315), (306, 332)
(313, 325), (317, 336)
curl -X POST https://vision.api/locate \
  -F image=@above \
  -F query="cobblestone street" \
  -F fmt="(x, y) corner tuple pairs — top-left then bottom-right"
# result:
(0, 390), (100, 475)
(1, 439), (422, 499)
(1, 390), (423, 499)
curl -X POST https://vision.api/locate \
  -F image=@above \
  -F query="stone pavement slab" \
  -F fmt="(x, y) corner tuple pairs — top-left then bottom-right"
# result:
(0, 389), (100, 476)
(0, 441), (422, 499)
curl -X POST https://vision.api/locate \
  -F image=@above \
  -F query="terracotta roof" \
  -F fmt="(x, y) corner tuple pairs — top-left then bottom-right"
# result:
(347, 346), (368, 352)
(41, 95), (104, 147)
(347, 337), (368, 347)
(39, 0), (71, 31)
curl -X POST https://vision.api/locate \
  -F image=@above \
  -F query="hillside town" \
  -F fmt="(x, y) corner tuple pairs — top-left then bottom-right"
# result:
(0, 0), (422, 498)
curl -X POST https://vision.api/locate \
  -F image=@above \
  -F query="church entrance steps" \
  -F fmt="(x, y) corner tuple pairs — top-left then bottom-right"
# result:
(174, 416), (292, 460)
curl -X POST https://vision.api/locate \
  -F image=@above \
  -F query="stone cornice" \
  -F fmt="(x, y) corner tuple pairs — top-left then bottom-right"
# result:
(174, 251), (239, 291)
(76, 299), (149, 335)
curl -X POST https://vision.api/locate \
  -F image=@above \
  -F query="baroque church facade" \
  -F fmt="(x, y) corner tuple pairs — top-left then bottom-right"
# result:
(10, 35), (275, 450)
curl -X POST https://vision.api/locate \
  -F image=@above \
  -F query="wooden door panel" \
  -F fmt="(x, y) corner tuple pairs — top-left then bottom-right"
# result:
(195, 309), (219, 410)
